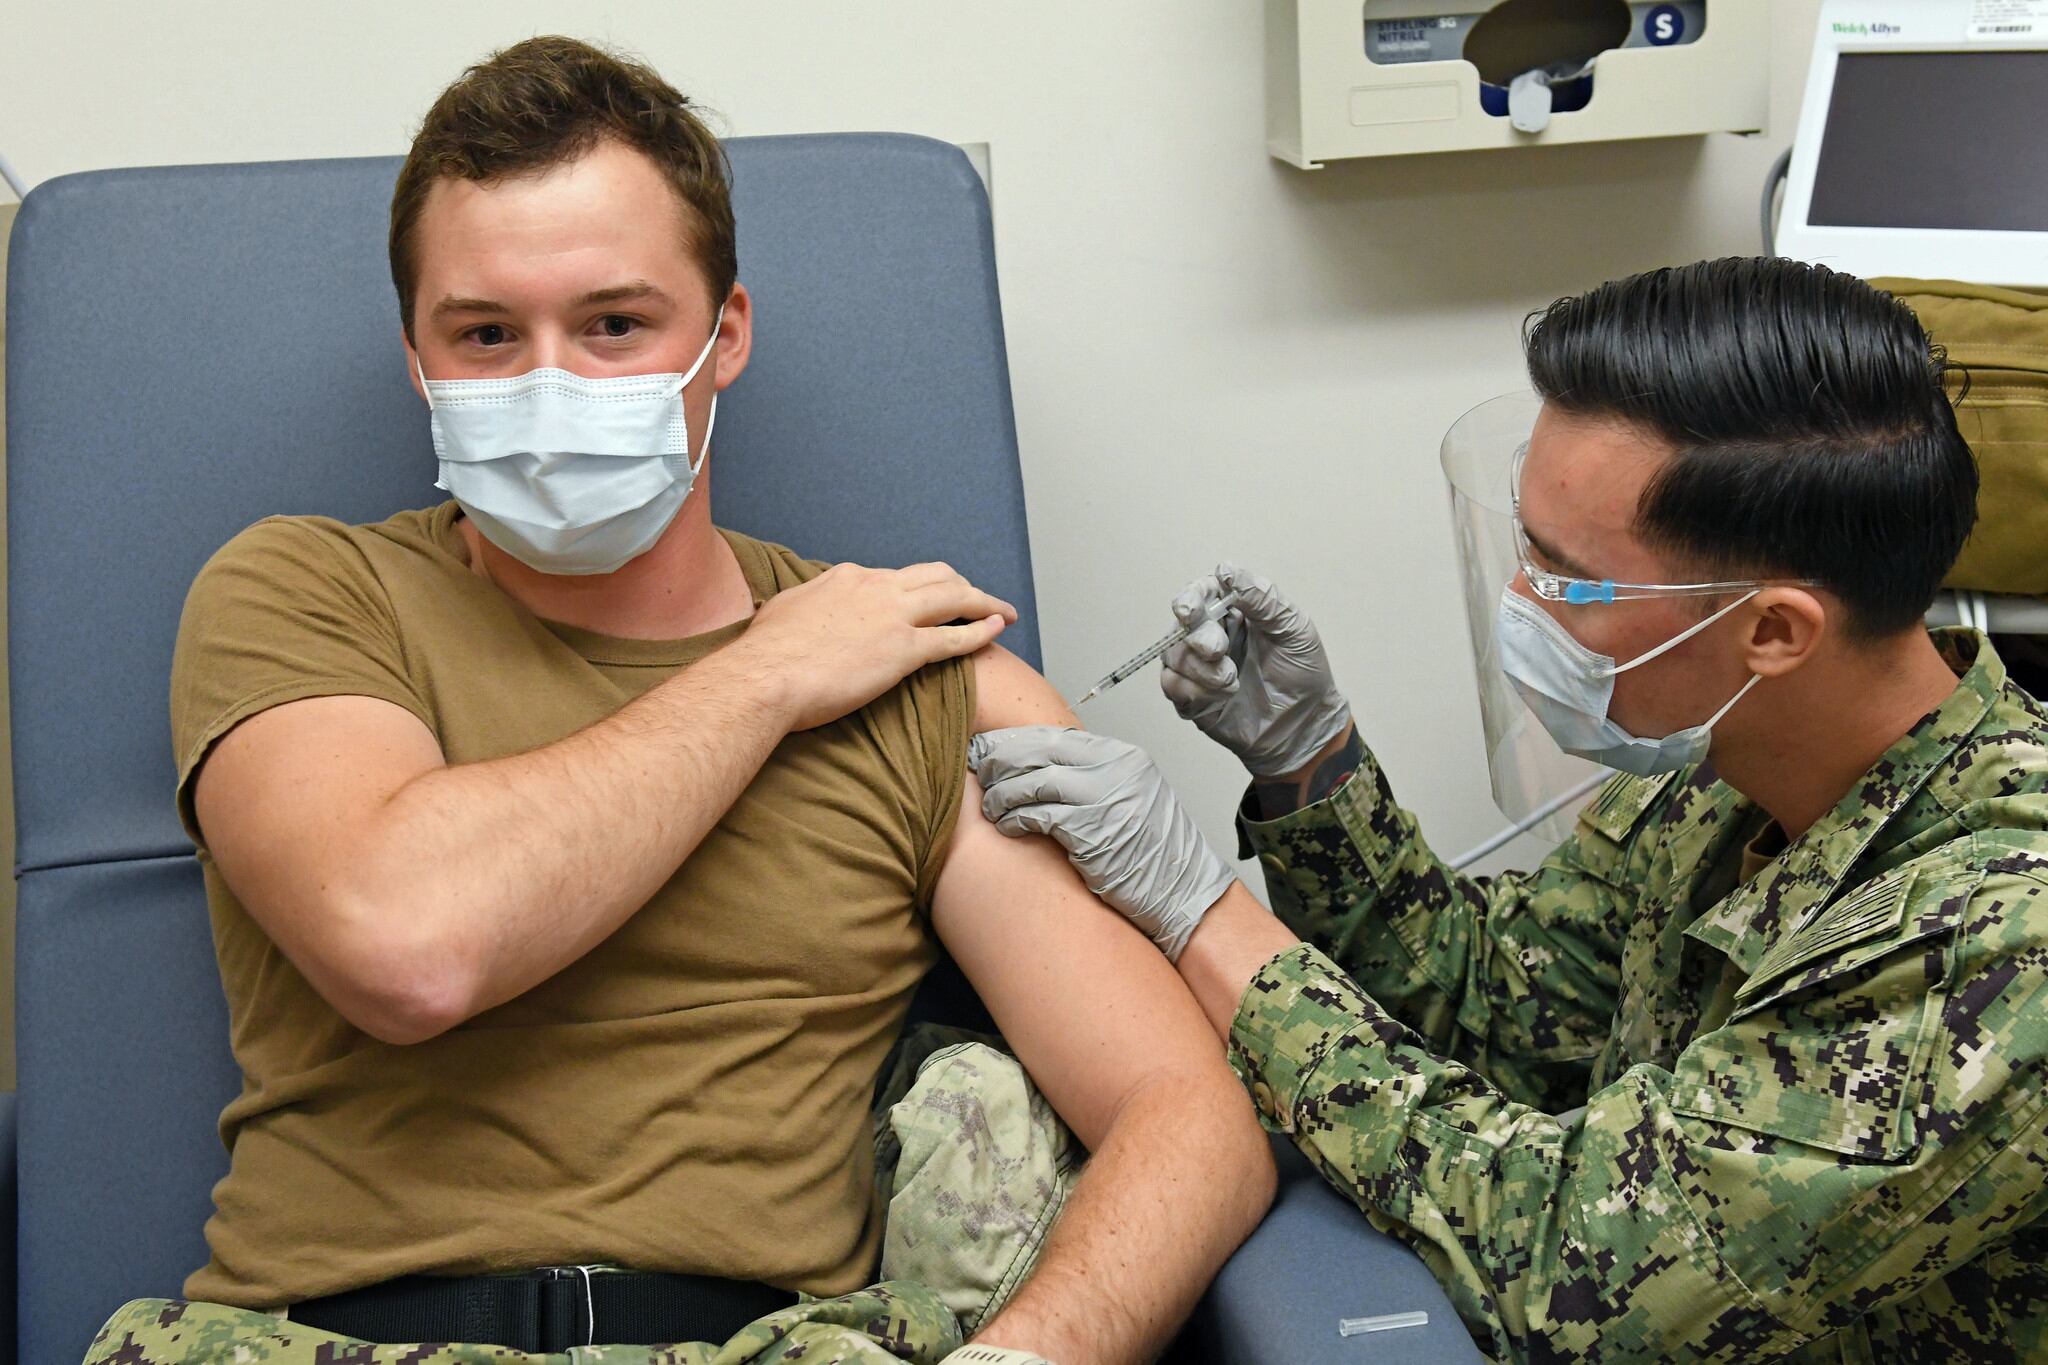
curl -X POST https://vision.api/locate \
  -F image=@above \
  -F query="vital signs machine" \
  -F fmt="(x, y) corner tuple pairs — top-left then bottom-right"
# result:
(1775, 0), (2048, 287)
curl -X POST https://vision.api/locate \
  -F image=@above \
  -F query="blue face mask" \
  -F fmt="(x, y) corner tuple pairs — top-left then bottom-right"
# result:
(1495, 586), (1761, 777)
(417, 309), (723, 576)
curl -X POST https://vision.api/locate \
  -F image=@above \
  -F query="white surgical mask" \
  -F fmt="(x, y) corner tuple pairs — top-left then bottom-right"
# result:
(417, 308), (724, 575)
(1495, 586), (1761, 777)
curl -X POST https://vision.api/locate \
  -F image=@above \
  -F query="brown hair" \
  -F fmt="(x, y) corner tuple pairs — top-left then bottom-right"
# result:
(389, 35), (737, 339)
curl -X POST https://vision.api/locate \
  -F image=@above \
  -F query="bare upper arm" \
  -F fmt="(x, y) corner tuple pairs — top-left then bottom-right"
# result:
(193, 694), (446, 1024)
(971, 641), (1080, 733)
(933, 647), (1233, 1149)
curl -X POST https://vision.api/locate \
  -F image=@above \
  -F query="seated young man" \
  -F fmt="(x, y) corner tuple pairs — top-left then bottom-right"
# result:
(83, 36), (1272, 1365)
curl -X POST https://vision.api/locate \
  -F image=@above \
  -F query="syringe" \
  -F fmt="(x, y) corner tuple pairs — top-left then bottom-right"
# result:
(1074, 592), (1240, 707)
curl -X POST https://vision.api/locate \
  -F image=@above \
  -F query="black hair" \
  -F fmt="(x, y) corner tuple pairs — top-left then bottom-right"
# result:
(1523, 257), (1975, 639)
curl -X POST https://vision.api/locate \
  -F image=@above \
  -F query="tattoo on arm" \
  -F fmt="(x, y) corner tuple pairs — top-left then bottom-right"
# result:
(1251, 725), (1364, 821)
(1306, 726), (1365, 802)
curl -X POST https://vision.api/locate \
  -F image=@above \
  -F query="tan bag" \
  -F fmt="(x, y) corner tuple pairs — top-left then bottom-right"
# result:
(1870, 278), (2048, 595)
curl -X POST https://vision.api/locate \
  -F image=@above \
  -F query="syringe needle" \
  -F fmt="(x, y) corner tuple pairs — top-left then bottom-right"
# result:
(1073, 590), (1240, 707)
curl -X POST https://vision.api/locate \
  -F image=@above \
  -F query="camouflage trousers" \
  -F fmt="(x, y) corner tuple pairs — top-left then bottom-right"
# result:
(83, 1028), (1083, 1365)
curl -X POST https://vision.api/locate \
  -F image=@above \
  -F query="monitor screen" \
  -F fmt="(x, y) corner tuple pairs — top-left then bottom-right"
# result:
(1809, 50), (2048, 233)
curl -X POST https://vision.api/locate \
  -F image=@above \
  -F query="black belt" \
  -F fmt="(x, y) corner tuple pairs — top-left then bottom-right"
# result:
(290, 1266), (799, 1350)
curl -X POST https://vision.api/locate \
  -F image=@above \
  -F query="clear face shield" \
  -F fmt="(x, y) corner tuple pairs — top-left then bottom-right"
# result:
(1441, 393), (1607, 842)
(1444, 394), (1800, 843)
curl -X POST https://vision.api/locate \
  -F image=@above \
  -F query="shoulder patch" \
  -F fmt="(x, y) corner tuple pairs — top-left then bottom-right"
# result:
(1581, 771), (1677, 843)
(1735, 862), (1981, 1012)
(1744, 868), (1914, 996)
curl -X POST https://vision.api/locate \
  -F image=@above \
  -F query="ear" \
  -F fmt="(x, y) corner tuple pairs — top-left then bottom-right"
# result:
(712, 281), (754, 392)
(1741, 587), (1826, 679)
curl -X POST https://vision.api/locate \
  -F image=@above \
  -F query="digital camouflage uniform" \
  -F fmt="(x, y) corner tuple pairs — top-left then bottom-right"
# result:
(83, 1032), (1078, 1365)
(1229, 628), (2048, 1363)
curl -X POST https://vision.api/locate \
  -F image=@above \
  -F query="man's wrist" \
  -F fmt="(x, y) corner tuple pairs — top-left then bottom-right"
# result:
(1249, 721), (1363, 820)
(703, 635), (801, 732)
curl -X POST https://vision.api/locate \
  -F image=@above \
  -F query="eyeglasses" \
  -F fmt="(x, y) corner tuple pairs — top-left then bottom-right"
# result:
(1508, 443), (1809, 606)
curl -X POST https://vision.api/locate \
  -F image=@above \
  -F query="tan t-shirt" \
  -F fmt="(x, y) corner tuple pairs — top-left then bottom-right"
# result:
(168, 504), (971, 1308)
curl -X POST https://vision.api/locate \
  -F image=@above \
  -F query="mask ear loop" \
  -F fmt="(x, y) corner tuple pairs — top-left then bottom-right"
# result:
(1701, 671), (1763, 728)
(415, 351), (448, 490)
(676, 304), (726, 479)
(413, 351), (438, 412)
(1597, 589), (1760, 679)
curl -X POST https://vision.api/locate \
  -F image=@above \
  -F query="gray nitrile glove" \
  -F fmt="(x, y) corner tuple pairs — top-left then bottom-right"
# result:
(968, 726), (1235, 961)
(1160, 562), (1352, 778)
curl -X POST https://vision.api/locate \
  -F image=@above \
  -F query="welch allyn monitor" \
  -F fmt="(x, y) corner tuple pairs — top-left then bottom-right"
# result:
(1775, 0), (2048, 286)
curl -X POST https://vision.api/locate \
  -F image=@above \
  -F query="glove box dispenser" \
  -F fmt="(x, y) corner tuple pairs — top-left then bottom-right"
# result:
(1267, 0), (1768, 166)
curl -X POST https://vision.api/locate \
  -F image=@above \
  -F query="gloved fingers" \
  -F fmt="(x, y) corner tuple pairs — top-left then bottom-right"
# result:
(1223, 610), (1248, 658)
(969, 725), (1047, 777)
(968, 725), (1098, 787)
(1171, 574), (1230, 628)
(990, 800), (1082, 843)
(1164, 641), (1237, 693)
(1161, 662), (1227, 715)
(981, 766), (1095, 823)
(1164, 610), (1241, 681)
(1215, 561), (1298, 635)
(1178, 618), (1234, 663)
(977, 734), (1133, 818)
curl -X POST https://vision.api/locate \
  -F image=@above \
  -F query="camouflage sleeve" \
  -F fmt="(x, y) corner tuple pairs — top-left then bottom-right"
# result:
(1228, 864), (2048, 1362)
(1239, 753), (1660, 1112)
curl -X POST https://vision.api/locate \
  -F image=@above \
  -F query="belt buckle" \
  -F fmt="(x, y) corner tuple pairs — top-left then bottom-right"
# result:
(538, 1264), (602, 1347)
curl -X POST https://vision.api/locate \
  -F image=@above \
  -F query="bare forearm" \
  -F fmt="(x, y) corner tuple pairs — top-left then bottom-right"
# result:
(974, 1074), (1275, 1364)
(346, 643), (793, 1023)
(1177, 886), (1305, 1042)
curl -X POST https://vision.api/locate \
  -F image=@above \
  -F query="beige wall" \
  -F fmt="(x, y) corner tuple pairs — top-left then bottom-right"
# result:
(0, 3), (1829, 1080)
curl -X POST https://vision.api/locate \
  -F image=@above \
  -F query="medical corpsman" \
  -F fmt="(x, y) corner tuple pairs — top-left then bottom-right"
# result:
(974, 257), (2048, 1362)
